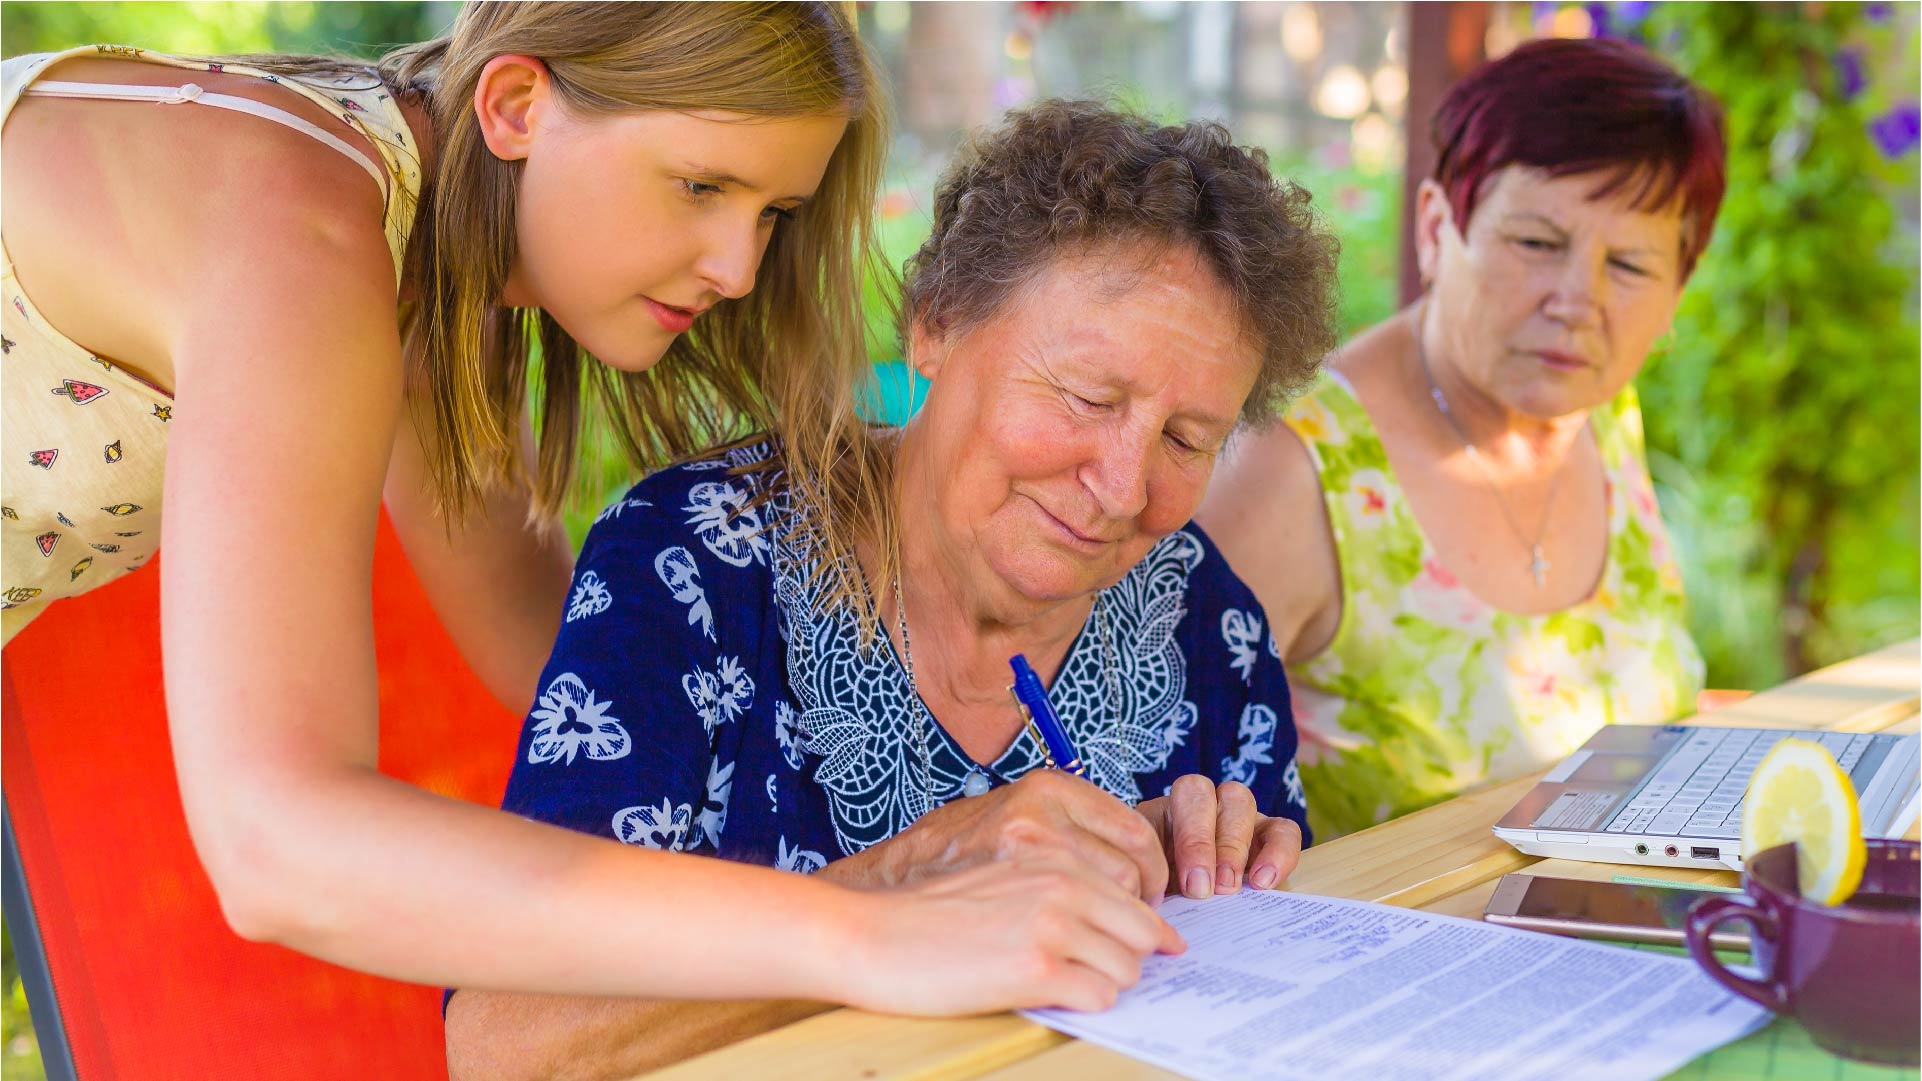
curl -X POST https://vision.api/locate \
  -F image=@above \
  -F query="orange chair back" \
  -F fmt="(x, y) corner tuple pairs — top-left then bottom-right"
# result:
(2, 512), (525, 1080)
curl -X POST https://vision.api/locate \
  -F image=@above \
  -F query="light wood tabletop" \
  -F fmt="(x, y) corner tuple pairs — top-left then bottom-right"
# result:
(638, 638), (1921, 1081)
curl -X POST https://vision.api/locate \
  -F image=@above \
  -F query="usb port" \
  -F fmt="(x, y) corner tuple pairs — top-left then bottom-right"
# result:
(1691, 846), (1720, 860)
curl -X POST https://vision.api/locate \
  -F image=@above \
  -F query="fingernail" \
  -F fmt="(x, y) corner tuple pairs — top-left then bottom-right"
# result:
(1184, 867), (1211, 899)
(1217, 862), (1236, 892)
(1251, 865), (1279, 890)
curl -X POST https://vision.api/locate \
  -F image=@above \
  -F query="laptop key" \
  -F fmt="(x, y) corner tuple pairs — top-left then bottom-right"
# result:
(1649, 812), (1692, 834)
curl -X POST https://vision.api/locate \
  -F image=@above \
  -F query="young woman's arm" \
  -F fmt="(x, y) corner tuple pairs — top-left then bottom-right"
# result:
(381, 399), (575, 715)
(142, 124), (1172, 1012)
(444, 772), (1177, 1080)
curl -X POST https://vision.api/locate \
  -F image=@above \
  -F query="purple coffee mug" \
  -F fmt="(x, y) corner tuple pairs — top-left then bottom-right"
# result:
(1684, 839), (1920, 1066)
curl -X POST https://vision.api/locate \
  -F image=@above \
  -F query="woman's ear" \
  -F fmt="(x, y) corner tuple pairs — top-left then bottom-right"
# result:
(472, 54), (552, 162)
(1413, 177), (1454, 289)
(906, 318), (950, 382)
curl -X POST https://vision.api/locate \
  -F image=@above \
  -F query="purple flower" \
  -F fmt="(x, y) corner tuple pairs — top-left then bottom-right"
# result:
(1869, 102), (1921, 159)
(1533, 1), (1560, 23)
(1865, 2), (1894, 23)
(1586, 2), (1612, 37)
(1835, 47), (1866, 101)
(1616, 0), (1654, 20)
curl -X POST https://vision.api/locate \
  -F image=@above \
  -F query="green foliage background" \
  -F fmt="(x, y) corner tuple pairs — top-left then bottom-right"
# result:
(0, 2), (1915, 1074)
(1626, 3), (1921, 688)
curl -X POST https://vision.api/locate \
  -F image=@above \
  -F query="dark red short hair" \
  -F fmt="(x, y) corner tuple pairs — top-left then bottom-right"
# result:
(1432, 37), (1727, 277)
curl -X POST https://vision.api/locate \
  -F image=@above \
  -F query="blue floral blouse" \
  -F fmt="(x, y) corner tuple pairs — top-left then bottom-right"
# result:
(497, 443), (1311, 876)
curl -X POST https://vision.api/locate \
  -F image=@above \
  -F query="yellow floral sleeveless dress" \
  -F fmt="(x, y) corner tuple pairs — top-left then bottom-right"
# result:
(1, 46), (423, 644)
(1284, 372), (1704, 840)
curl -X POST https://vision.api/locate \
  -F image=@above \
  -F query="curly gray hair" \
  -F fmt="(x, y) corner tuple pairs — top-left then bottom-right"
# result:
(902, 99), (1342, 424)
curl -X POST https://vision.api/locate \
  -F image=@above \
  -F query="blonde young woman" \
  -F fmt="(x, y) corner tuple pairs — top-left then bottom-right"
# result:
(0, 2), (1177, 1014)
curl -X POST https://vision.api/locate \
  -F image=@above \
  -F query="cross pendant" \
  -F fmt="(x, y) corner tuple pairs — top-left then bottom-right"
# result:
(1528, 545), (1550, 587)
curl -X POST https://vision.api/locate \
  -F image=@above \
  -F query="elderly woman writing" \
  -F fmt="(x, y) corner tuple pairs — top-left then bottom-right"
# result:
(445, 100), (1340, 1078)
(1200, 38), (1724, 840)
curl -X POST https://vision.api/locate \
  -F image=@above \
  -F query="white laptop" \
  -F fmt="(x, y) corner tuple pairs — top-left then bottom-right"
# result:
(1494, 724), (1922, 871)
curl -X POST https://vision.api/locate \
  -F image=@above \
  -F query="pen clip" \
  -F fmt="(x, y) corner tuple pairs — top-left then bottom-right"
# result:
(1008, 684), (1059, 769)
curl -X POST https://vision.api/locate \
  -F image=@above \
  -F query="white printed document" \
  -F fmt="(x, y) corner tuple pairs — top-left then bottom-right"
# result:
(1024, 891), (1769, 1081)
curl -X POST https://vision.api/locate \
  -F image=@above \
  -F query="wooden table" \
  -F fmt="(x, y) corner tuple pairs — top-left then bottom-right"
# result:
(642, 639), (1921, 1081)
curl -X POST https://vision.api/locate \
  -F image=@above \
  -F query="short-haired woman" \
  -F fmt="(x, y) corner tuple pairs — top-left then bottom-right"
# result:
(446, 99), (1342, 1077)
(1200, 38), (1724, 839)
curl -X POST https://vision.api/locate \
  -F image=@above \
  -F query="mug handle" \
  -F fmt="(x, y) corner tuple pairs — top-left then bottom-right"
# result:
(1684, 896), (1786, 1011)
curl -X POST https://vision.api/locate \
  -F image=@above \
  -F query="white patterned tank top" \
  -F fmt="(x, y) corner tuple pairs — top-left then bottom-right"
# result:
(1, 46), (424, 643)
(1282, 371), (1705, 840)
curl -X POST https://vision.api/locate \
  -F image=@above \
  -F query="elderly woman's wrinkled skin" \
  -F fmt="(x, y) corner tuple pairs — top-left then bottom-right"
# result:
(445, 243), (1310, 1081)
(886, 243), (1300, 898)
(899, 243), (1258, 642)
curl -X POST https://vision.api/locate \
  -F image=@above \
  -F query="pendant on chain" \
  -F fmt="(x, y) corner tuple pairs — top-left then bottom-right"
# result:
(1528, 545), (1550, 587)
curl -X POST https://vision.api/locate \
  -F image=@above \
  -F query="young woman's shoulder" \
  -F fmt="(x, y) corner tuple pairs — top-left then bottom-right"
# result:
(2, 56), (399, 377)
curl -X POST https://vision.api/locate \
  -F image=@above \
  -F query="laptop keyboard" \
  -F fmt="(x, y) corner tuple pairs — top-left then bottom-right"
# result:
(1601, 729), (1885, 839)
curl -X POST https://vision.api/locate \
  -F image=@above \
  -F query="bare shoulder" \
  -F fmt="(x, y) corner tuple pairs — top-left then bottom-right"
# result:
(1201, 416), (1327, 546)
(1195, 414), (1341, 662)
(2, 57), (395, 380)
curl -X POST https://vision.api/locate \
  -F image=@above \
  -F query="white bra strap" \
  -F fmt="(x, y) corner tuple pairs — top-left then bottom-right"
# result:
(24, 80), (387, 196)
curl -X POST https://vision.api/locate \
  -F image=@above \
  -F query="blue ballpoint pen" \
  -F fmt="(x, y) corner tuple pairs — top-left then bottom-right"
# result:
(1008, 654), (1088, 777)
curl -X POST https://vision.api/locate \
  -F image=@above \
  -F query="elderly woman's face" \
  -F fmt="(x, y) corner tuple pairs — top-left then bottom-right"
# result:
(1423, 166), (1687, 419)
(907, 246), (1260, 609)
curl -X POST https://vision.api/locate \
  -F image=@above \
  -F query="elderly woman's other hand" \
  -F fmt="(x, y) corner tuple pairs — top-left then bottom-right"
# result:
(1136, 776), (1303, 898)
(829, 769), (1173, 902)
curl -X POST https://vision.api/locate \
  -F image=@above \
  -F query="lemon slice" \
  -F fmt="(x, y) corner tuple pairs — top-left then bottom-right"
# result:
(1740, 737), (1867, 905)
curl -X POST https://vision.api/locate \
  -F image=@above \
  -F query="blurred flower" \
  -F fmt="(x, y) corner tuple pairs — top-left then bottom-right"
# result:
(1865, 2), (1894, 23)
(879, 190), (915, 220)
(993, 75), (1034, 110)
(1371, 64), (1408, 113)
(1282, 3), (1321, 62)
(1350, 113), (1397, 172)
(1834, 46), (1866, 101)
(1585, 0), (1655, 39)
(1550, 5), (1594, 38)
(1586, 3), (1612, 38)
(1868, 102), (1921, 159)
(1315, 65), (1371, 119)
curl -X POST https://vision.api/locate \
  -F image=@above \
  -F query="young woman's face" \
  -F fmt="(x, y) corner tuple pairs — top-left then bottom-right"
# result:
(505, 104), (848, 371)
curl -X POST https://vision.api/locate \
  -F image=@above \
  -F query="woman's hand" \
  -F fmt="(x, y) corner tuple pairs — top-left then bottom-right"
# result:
(842, 856), (1185, 1015)
(828, 769), (1172, 902)
(1135, 776), (1302, 899)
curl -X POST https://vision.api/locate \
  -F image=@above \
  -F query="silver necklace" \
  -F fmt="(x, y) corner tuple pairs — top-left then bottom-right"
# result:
(892, 572), (1118, 806)
(1412, 303), (1567, 588)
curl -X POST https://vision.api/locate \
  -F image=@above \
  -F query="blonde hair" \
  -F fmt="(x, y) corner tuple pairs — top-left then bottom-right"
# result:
(238, 2), (893, 617)
(375, 1), (888, 552)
